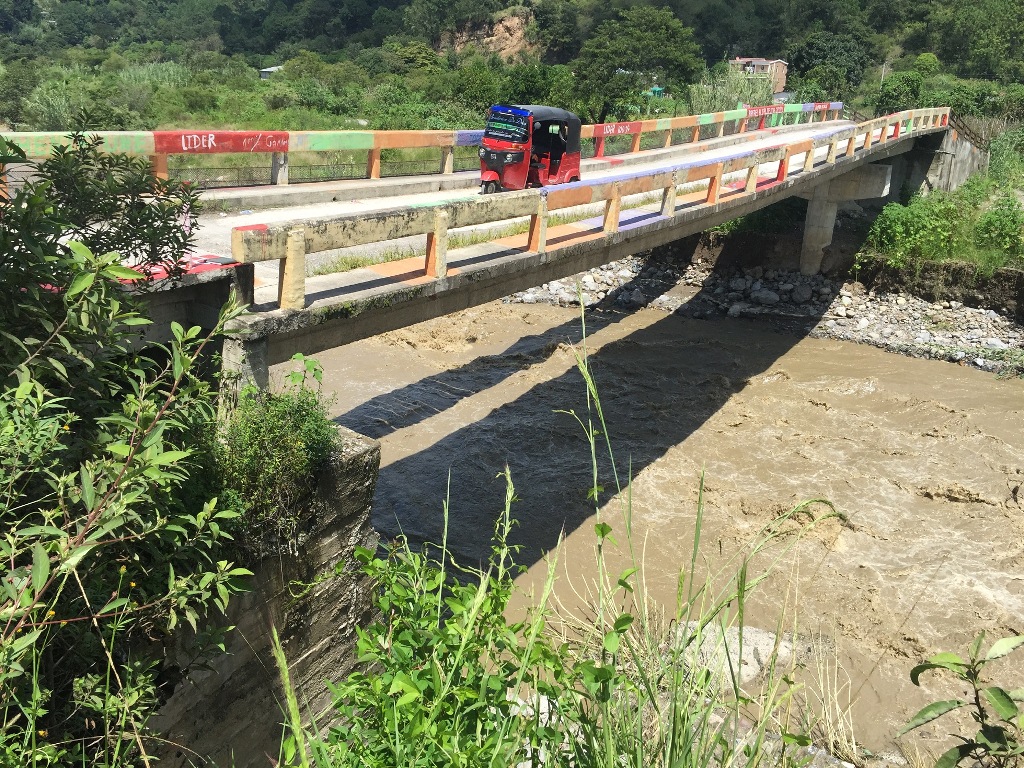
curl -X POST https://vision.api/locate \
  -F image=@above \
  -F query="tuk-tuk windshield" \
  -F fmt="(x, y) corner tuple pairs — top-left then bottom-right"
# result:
(484, 107), (530, 144)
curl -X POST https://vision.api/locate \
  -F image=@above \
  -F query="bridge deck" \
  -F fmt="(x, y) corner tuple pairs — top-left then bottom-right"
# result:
(218, 109), (952, 385)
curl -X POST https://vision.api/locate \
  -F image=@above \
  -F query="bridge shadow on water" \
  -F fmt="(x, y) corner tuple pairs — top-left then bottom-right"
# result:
(334, 236), (834, 572)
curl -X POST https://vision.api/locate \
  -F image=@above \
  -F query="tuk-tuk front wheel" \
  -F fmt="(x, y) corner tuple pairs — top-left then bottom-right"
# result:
(481, 180), (500, 195)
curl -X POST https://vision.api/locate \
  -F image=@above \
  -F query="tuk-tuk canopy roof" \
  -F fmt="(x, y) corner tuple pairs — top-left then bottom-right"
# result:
(512, 104), (581, 126)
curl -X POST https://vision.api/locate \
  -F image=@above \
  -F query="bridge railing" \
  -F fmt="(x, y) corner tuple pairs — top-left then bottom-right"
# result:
(0, 102), (843, 188)
(230, 107), (947, 313)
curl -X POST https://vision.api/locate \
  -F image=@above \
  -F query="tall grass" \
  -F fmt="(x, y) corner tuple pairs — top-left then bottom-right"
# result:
(270, 307), (849, 768)
(688, 68), (774, 115)
(118, 62), (191, 88)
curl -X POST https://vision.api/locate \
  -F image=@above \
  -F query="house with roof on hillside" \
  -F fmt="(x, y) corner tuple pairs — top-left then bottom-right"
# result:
(729, 57), (788, 96)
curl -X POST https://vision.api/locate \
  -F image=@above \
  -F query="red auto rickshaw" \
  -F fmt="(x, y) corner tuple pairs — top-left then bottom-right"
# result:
(479, 105), (582, 194)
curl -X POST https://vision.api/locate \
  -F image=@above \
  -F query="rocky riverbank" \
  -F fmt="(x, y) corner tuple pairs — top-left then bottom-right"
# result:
(505, 248), (1024, 375)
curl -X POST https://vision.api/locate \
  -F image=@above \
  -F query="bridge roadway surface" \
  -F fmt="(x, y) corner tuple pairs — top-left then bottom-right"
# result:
(192, 120), (858, 309)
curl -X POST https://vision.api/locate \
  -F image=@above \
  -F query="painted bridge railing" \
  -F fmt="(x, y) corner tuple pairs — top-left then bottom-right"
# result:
(0, 102), (842, 186)
(231, 107), (948, 312)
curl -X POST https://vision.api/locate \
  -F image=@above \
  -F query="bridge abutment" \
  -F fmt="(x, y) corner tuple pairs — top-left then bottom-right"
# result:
(799, 129), (989, 274)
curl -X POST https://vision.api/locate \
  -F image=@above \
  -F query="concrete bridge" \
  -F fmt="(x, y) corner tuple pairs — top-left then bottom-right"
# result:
(215, 107), (983, 387)
(2, 105), (986, 386)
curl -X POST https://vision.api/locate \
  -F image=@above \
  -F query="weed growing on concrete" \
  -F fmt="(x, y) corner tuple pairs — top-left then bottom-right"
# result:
(216, 353), (340, 555)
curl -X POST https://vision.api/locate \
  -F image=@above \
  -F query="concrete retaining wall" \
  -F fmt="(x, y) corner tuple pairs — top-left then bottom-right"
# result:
(151, 426), (381, 768)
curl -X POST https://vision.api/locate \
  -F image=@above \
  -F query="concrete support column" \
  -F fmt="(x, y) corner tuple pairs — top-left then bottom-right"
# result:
(800, 182), (838, 275)
(271, 152), (289, 185)
(221, 334), (270, 393)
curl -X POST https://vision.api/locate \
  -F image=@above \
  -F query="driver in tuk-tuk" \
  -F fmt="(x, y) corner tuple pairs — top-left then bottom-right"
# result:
(531, 122), (545, 167)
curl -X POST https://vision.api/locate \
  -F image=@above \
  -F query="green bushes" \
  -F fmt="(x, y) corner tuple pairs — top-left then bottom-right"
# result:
(864, 136), (1024, 272)
(975, 194), (1024, 256)
(216, 356), (341, 555)
(0, 136), (250, 765)
(900, 633), (1024, 768)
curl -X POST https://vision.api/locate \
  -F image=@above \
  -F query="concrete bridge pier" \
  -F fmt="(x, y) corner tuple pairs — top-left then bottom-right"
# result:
(221, 335), (270, 391)
(799, 163), (892, 275)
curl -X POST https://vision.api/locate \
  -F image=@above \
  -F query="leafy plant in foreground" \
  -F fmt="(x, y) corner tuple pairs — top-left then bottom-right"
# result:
(900, 632), (1024, 768)
(1, 134), (250, 766)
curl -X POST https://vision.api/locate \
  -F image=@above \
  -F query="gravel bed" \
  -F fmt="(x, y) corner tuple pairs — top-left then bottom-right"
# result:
(504, 250), (1024, 375)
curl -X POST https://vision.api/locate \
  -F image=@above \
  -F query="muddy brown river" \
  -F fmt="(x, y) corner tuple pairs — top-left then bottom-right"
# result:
(304, 298), (1023, 758)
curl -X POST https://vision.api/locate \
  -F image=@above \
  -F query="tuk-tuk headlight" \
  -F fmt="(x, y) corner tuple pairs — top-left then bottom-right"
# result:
(505, 153), (514, 162)
(478, 147), (486, 158)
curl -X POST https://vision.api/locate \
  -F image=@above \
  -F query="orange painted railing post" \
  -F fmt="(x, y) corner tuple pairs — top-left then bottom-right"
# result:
(425, 210), (449, 278)
(707, 164), (723, 203)
(663, 129), (673, 148)
(630, 132), (642, 153)
(366, 148), (381, 179)
(150, 154), (168, 180)
(691, 125), (700, 143)
(775, 151), (790, 183)
(527, 195), (547, 253)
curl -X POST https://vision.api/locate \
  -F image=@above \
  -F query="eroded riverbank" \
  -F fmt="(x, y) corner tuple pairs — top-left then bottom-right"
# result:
(304, 283), (1023, 759)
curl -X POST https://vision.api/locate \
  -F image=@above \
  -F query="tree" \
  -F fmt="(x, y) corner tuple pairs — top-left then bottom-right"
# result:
(572, 6), (702, 123)
(875, 70), (922, 114)
(787, 31), (871, 89)
(913, 52), (941, 77)
(533, 0), (582, 65)
(0, 137), (249, 766)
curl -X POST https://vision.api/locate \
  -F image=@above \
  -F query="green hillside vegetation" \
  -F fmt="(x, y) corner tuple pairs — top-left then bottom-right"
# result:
(0, 0), (1022, 131)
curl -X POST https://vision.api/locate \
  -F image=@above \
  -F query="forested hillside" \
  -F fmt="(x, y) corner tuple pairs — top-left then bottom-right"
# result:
(0, 0), (1021, 130)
